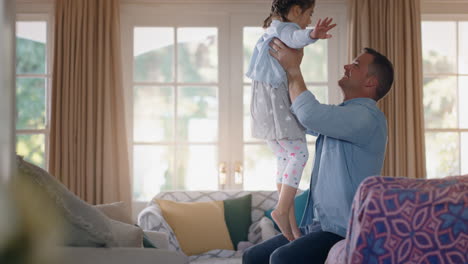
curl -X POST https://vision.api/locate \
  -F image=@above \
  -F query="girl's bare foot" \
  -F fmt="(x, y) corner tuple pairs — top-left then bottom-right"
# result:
(291, 225), (302, 240)
(271, 209), (294, 241)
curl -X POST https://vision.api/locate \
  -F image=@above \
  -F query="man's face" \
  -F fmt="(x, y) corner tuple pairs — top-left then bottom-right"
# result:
(338, 52), (374, 93)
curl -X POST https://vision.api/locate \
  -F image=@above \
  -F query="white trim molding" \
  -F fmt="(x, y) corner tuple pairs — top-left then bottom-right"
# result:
(422, 0), (468, 14)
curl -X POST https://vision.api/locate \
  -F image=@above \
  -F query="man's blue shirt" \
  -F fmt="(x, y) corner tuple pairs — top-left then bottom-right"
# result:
(291, 91), (388, 237)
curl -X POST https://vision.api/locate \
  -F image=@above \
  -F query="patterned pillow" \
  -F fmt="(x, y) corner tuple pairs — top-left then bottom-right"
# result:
(138, 204), (182, 252)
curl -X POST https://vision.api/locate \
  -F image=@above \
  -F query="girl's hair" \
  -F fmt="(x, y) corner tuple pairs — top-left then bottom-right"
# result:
(263, 0), (316, 28)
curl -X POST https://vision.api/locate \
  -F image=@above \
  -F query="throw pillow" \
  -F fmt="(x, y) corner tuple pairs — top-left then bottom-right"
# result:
(223, 194), (252, 250)
(265, 189), (309, 231)
(142, 234), (158, 248)
(157, 199), (234, 256)
(95, 202), (133, 225)
(138, 205), (182, 252)
(16, 155), (116, 247)
(109, 219), (143, 247)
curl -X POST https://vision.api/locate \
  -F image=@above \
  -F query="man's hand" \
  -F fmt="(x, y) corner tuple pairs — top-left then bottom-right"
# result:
(268, 38), (307, 102)
(310, 17), (336, 39)
(269, 38), (303, 74)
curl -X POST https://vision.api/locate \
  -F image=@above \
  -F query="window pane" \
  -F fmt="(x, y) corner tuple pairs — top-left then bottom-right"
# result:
(16, 21), (46, 74)
(459, 22), (468, 74)
(178, 86), (218, 142)
(422, 22), (457, 74)
(243, 27), (265, 83)
(133, 86), (173, 142)
(16, 78), (46, 130)
(177, 28), (218, 83)
(425, 132), (460, 179)
(16, 133), (45, 168)
(462, 133), (468, 175)
(459, 77), (468, 128)
(302, 39), (327, 82)
(423, 77), (457, 128)
(133, 145), (173, 201)
(134, 27), (174, 82)
(244, 144), (276, 190)
(308, 85), (328, 104)
(176, 145), (218, 190)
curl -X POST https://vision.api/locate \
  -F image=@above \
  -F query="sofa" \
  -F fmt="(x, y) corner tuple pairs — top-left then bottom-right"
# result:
(11, 155), (188, 264)
(326, 175), (468, 264)
(138, 190), (284, 264)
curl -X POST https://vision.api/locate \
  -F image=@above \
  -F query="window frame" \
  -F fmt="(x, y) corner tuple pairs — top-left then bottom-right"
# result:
(230, 7), (348, 190)
(421, 14), (468, 177)
(15, 6), (54, 169)
(121, 1), (349, 201)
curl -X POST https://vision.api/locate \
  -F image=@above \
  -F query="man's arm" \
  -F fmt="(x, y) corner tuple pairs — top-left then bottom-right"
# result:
(269, 38), (378, 145)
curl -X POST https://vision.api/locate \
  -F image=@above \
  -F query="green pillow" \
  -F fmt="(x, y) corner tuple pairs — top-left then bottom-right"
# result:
(223, 194), (252, 250)
(134, 224), (157, 248)
(142, 234), (157, 248)
(265, 189), (309, 231)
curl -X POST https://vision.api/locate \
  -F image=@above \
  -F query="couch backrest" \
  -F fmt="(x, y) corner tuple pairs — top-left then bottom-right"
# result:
(150, 190), (279, 223)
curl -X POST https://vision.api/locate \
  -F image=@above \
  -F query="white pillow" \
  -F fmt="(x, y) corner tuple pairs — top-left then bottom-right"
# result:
(259, 217), (279, 241)
(138, 204), (182, 252)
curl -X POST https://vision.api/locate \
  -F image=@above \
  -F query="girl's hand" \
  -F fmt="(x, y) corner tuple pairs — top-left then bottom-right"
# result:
(310, 17), (336, 39)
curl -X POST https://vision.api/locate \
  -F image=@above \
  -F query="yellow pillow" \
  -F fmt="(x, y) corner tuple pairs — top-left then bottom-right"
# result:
(156, 199), (234, 256)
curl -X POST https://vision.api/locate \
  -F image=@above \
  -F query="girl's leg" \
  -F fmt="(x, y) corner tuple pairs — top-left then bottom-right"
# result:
(266, 140), (289, 190)
(272, 139), (309, 241)
(266, 140), (294, 241)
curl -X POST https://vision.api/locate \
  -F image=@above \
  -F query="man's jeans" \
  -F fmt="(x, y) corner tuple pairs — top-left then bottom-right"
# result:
(242, 225), (344, 264)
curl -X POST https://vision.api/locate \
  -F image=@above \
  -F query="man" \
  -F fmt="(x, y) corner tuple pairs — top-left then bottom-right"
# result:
(242, 39), (394, 264)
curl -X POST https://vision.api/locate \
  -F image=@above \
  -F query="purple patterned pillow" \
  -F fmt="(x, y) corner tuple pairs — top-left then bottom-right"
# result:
(344, 175), (468, 264)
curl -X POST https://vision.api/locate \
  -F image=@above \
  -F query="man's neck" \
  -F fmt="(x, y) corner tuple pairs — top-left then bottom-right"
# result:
(343, 94), (375, 102)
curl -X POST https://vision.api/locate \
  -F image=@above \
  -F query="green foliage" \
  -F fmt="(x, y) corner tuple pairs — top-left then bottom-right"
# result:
(16, 78), (46, 130)
(423, 49), (461, 177)
(423, 50), (454, 74)
(15, 37), (47, 168)
(16, 37), (46, 74)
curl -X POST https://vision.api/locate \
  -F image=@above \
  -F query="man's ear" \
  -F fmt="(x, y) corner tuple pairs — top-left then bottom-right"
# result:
(365, 75), (378, 89)
(364, 75), (379, 98)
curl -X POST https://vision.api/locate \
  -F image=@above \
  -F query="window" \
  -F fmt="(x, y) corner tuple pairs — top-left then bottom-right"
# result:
(15, 17), (52, 168)
(132, 26), (221, 200)
(422, 19), (468, 178)
(242, 27), (328, 190)
(121, 3), (347, 200)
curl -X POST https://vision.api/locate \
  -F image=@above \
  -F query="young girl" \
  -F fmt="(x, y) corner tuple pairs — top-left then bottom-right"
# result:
(246, 0), (335, 241)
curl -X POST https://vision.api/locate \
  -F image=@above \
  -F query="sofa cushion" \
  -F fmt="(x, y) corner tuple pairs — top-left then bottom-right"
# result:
(343, 175), (468, 264)
(265, 189), (309, 230)
(223, 194), (252, 249)
(16, 155), (116, 247)
(109, 220), (143, 247)
(157, 199), (234, 256)
(95, 202), (133, 225)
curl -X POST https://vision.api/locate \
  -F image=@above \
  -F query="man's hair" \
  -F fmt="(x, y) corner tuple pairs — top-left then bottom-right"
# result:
(363, 47), (394, 101)
(263, 0), (316, 28)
